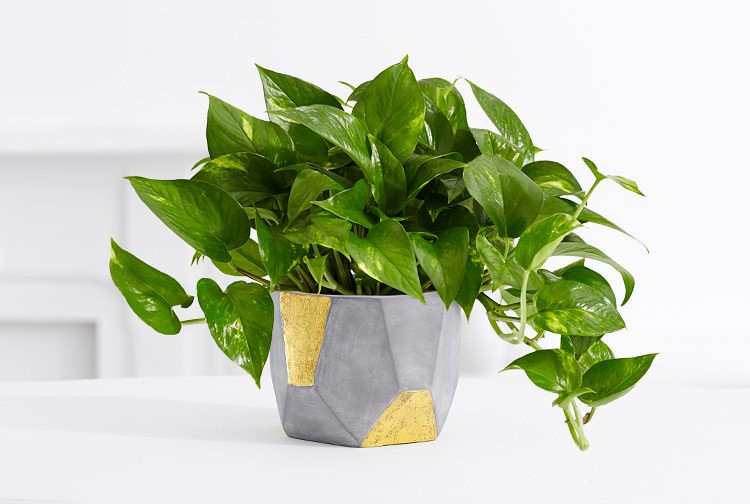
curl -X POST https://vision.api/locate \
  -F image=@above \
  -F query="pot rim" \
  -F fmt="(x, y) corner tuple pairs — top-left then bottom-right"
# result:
(271, 290), (443, 301)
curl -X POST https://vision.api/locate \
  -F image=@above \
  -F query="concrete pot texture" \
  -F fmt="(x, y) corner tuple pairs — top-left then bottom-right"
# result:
(269, 291), (461, 447)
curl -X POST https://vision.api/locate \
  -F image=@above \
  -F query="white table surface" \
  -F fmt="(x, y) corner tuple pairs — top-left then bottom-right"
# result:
(0, 374), (747, 504)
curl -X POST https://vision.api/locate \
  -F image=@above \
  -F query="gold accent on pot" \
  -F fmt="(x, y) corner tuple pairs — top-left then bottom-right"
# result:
(361, 390), (437, 447)
(280, 292), (331, 386)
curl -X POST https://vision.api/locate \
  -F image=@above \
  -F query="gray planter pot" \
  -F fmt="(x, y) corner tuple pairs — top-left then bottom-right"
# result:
(269, 291), (461, 447)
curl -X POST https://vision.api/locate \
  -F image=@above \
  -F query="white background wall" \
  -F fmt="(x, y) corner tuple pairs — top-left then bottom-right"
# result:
(0, 0), (748, 384)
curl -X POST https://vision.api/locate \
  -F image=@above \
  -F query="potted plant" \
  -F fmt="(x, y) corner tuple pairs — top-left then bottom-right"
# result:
(110, 56), (655, 450)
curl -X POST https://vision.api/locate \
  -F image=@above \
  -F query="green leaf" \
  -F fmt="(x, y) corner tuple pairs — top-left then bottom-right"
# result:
(503, 349), (582, 394)
(463, 155), (543, 237)
(346, 219), (424, 301)
(202, 93), (295, 165)
(411, 227), (469, 307)
(211, 239), (266, 278)
(561, 265), (616, 305)
(539, 196), (645, 248)
(240, 114), (297, 167)
(287, 169), (343, 224)
(533, 280), (625, 337)
(553, 241), (635, 305)
(191, 153), (283, 206)
(582, 157), (645, 196)
(440, 177), (465, 203)
(285, 212), (352, 257)
(271, 105), (372, 173)
(352, 56), (425, 162)
(577, 340), (615, 373)
(407, 157), (466, 200)
(110, 240), (193, 335)
(419, 78), (470, 135)
(515, 213), (581, 271)
(346, 80), (371, 102)
(127, 177), (250, 263)
(368, 136), (407, 215)
(255, 209), (305, 286)
(312, 179), (375, 229)
(580, 354), (657, 406)
(471, 128), (526, 166)
(522, 161), (583, 198)
(419, 96), (454, 154)
(304, 255), (329, 294)
(455, 246), (483, 317)
(425, 205), (479, 241)
(418, 78), (481, 160)
(256, 66), (341, 165)
(196, 279), (273, 387)
(468, 81), (534, 164)
(560, 335), (603, 359)
(287, 124), (330, 165)
(256, 64), (341, 113)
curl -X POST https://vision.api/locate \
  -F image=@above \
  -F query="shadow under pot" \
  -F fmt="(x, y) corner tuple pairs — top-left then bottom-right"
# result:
(269, 291), (461, 447)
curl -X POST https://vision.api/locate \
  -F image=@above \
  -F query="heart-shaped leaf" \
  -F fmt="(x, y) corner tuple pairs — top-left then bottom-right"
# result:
(271, 105), (372, 173)
(577, 340), (615, 373)
(419, 96), (455, 154)
(304, 255), (329, 294)
(411, 227), (469, 307)
(255, 209), (305, 286)
(515, 213), (581, 271)
(407, 157), (466, 200)
(561, 265), (616, 305)
(346, 219), (423, 301)
(582, 157), (645, 196)
(202, 93), (296, 166)
(191, 152), (283, 206)
(256, 65), (341, 113)
(468, 80), (534, 165)
(553, 241), (635, 305)
(109, 240), (193, 335)
(522, 160), (583, 198)
(368, 136), (407, 214)
(352, 56), (425, 162)
(533, 280), (625, 336)
(503, 349), (582, 394)
(197, 279), (273, 387)
(211, 238), (266, 278)
(562, 336), (615, 373)
(127, 177), (250, 263)
(580, 354), (657, 406)
(455, 246), (484, 317)
(463, 155), (543, 237)
(312, 179), (375, 229)
(287, 169), (343, 224)
(285, 211), (352, 257)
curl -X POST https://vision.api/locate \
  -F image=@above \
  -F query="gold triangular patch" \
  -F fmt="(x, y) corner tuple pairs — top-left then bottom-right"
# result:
(361, 390), (437, 447)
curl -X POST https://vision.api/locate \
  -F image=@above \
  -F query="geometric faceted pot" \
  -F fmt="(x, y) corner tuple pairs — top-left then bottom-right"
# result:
(269, 291), (461, 447)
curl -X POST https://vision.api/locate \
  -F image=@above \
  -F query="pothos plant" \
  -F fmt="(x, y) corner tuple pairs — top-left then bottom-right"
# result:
(110, 56), (655, 450)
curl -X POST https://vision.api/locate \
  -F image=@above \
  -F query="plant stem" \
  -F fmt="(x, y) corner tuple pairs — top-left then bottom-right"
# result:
(296, 265), (316, 291)
(487, 312), (521, 323)
(286, 270), (307, 292)
(181, 318), (206, 326)
(561, 399), (590, 451)
(323, 267), (354, 295)
(333, 251), (354, 290)
(235, 268), (270, 288)
(583, 406), (597, 424)
(572, 178), (602, 221)
(516, 269), (531, 344)
(523, 337), (543, 351)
